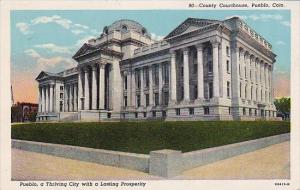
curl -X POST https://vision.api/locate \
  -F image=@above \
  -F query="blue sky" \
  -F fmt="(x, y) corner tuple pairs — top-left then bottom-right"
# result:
(11, 10), (290, 102)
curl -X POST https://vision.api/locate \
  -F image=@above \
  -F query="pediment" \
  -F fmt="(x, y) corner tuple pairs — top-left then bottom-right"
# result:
(35, 71), (57, 81)
(73, 43), (96, 60)
(164, 18), (219, 39)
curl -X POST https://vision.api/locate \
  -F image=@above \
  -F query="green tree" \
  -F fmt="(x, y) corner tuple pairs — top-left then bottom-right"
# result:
(274, 97), (290, 119)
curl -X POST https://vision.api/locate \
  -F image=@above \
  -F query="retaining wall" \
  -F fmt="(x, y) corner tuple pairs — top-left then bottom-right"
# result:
(12, 133), (290, 178)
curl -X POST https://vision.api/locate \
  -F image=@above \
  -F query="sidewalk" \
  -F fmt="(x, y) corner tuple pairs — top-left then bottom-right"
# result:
(12, 141), (290, 180)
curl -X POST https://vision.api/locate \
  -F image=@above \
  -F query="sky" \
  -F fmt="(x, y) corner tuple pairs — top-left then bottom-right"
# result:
(11, 10), (291, 103)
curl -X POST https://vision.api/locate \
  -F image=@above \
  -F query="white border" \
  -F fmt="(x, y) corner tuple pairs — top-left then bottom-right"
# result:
(1, 1), (300, 190)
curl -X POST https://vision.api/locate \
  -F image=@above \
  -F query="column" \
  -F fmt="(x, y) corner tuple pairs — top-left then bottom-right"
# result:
(74, 84), (78, 111)
(78, 69), (83, 111)
(126, 71), (132, 107)
(67, 85), (70, 111)
(149, 66), (153, 106)
(183, 48), (190, 101)
(45, 85), (49, 113)
(212, 40), (220, 97)
(170, 50), (177, 102)
(158, 64), (163, 104)
(70, 84), (74, 111)
(49, 84), (54, 112)
(131, 69), (136, 108)
(140, 68), (145, 106)
(41, 86), (45, 113)
(196, 44), (204, 99)
(38, 87), (42, 112)
(92, 65), (97, 110)
(99, 64), (105, 109)
(84, 68), (90, 110)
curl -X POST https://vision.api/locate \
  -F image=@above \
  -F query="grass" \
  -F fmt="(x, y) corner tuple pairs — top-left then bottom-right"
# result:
(11, 121), (290, 154)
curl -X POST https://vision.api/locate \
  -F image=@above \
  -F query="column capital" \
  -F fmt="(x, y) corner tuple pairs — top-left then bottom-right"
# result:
(170, 50), (176, 56)
(99, 63), (105, 69)
(182, 47), (189, 54)
(211, 37), (221, 46)
(195, 43), (203, 51)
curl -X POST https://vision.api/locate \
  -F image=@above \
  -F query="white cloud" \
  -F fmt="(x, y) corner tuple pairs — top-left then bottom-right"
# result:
(280, 21), (290, 27)
(16, 22), (31, 35)
(24, 48), (76, 71)
(150, 33), (164, 41)
(34, 43), (72, 54)
(276, 41), (286, 46)
(17, 15), (90, 35)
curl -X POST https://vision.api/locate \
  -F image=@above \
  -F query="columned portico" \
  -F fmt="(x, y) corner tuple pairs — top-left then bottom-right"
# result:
(196, 44), (204, 100)
(170, 50), (177, 103)
(92, 65), (98, 110)
(45, 85), (49, 113)
(99, 64), (105, 110)
(49, 84), (54, 112)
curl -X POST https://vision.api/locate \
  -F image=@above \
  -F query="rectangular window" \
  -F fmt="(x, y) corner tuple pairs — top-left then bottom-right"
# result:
(154, 93), (159, 106)
(226, 46), (230, 56)
(137, 95), (141, 107)
(124, 75), (127, 90)
(152, 111), (156, 117)
(194, 85), (198, 100)
(135, 112), (138, 118)
(189, 108), (194, 115)
(208, 61), (213, 73)
(107, 113), (111, 118)
(227, 81), (230, 98)
(124, 96), (127, 107)
(60, 93), (63, 99)
(162, 111), (166, 118)
(243, 108), (246, 115)
(164, 92), (169, 105)
(226, 60), (230, 73)
(209, 82), (213, 99)
(204, 107), (210, 115)
(249, 108), (252, 116)
(60, 101), (63, 112)
(143, 112), (147, 118)
(255, 109), (257, 116)
(175, 108), (180, 116)
(60, 86), (64, 91)
(229, 107), (231, 114)
(146, 94), (149, 106)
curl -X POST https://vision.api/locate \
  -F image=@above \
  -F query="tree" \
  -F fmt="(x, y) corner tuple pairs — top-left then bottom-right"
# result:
(274, 97), (290, 120)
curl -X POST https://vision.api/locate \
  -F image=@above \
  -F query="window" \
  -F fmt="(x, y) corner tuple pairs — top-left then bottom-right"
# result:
(107, 113), (111, 118)
(146, 94), (149, 106)
(208, 61), (213, 73)
(60, 86), (64, 91)
(249, 108), (252, 116)
(124, 96), (127, 107)
(135, 112), (138, 118)
(255, 109), (257, 116)
(124, 75), (128, 90)
(143, 112), (147, 118)
(240, 82), (242, 98)
(228, 107), (231, 114)
(60, 93), (63, 99)
(226, 60), (230, 73)
(194, 85), (198, 100)
(154, 93), (159, 106)
(189, 108), (194, 115)
(164, 92), (169, 105)
(162, 111), (167, 118)
(59, 101), (63, 112)
(137, 95), (141, 107)
(226, 46), (230, 56)
(175, 108), (180, 116)
(152, 111), (156, 117)
(227, 82), (230, 98)
(204, 107), (210, 115)
(121, 25), (128, 32)
(209, 82), (213, 99)
(243, 108), (246, 115)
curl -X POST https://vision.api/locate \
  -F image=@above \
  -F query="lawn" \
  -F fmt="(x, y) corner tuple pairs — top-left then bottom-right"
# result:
(11, 121), (290, 154)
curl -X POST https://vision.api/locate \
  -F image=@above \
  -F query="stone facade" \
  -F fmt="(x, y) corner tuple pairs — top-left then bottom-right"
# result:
(36, 17), (278, 121)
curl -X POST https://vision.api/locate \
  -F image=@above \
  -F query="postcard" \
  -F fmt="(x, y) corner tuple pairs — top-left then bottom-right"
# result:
(0, 0), (300, 190)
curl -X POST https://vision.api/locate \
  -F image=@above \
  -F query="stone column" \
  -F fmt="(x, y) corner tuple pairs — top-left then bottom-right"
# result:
(170, 50), (177, 103)
(158, 64), (163, 104)
(212, 40), (220, 97)
(131, 70), (136, 108)
(126, 71), (132, 107)
(99, 64), (105, 110)
(38, 86), (42, 112)
(140, 68), (145, 106)
(78, 69), (83, 111)
(196, 44), (204, 100)
(49, 84), (54, 112)
(183, 48), (190, 101)
(45, 85), (49, 113)
(70, 84), (74, 111)
(92, 65), (97, 110)
(74, 84), (78, 111)
(41, 86), (45, 113)
(149, 66), (153, 106)
(84, 68), (90, 110)
(240, 50), (245, 78)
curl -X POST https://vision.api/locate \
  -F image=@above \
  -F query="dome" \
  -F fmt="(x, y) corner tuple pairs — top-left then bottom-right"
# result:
(103, 19), (150, 37)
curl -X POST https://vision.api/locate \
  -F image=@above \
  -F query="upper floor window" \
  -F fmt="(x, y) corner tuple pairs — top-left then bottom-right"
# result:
(226, 60), (230, 73)
(60, 86), (64, 91)
(208, 61), (213, 73)
(227, 81), (230, 98)
(209, 82), (213, 99)
(226, 46), (230, 56)
(124, 75), (127, 90)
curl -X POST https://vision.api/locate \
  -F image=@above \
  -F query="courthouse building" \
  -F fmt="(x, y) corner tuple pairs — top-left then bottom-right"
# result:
(36, 17), (278, 121)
